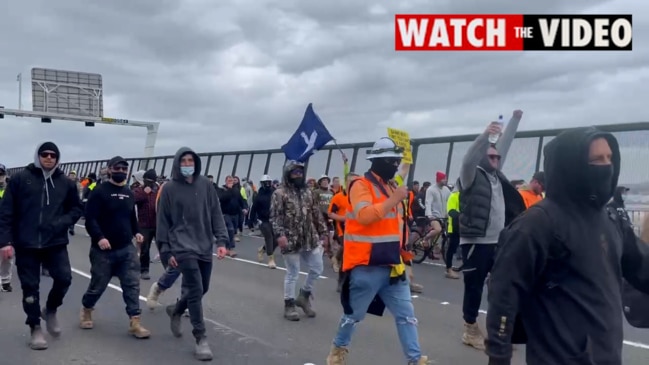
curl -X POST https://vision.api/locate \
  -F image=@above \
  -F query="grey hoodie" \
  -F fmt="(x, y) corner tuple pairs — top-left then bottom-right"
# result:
(156, 147), (229, 261)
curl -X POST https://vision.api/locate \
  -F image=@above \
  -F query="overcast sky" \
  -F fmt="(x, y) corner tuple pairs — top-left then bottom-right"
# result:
(0, 0), (646, 171)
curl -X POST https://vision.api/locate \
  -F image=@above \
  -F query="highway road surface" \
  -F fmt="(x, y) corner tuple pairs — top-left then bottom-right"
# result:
(0, 224), (647, 364)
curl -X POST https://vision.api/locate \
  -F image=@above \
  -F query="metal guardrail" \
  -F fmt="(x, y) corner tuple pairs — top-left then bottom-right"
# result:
(7, 121), (649, 192)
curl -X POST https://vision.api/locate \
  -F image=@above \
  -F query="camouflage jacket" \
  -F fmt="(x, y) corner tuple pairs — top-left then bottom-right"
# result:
(270, 184), (327, 254)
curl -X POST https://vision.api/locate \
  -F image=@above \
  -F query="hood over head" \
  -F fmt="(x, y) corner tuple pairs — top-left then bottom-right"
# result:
(132, 170), (146, 185)
(171, 147), (201, 181)
(282, 160), (305, 186)
(543, 127), (620, 208)
(33, 141), (62, 206)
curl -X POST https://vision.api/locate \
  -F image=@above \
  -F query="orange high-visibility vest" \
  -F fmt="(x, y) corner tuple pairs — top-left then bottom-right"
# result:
(342, 176), (406, 272)
(155, 182), (166, 212)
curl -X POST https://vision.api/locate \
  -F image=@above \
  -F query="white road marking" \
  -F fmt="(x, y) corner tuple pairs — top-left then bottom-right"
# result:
(74, 226), (649, 351)
(75, 224), (327, 279)
(70, 267), (276, 348)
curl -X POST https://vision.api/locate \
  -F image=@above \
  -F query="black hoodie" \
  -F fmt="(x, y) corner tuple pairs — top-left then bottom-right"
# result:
(0, 142), (83, 249)
(249, 186), (273, 222)
(485, 127), (649, 365)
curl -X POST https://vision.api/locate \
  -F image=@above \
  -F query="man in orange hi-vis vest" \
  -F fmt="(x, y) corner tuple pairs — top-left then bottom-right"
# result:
(326, 137), (429, 365)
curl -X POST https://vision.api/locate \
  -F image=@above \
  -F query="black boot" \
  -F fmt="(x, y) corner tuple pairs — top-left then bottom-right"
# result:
(283, 299), (300, 321)
(295, 289), (316, 318)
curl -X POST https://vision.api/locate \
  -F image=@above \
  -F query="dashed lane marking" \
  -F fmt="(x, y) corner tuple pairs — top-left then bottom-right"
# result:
(70, 267), (276, 348)
(75, 227), (649, 350)
(75, 224), (327, 279)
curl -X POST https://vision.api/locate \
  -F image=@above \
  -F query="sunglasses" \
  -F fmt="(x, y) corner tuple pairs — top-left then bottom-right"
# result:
(111, 166), (129, 172)
(39, 152), (58, 159)
(488, 154), (501, 161)
(290, 169), (304, 176)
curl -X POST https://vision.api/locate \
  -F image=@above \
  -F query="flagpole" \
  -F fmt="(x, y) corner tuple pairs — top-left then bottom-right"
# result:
(17, 73), (22, 110)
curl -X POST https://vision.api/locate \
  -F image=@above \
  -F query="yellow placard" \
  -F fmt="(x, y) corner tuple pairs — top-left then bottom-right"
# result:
(387, 128), (413, 164)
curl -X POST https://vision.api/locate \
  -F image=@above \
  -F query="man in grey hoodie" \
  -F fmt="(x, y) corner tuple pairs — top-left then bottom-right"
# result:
(156, 147), (229, 361)
(458, 111), (526, 350)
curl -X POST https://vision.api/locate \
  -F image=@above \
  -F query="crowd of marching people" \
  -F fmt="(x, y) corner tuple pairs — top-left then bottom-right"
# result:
(0, 109), (649, 364)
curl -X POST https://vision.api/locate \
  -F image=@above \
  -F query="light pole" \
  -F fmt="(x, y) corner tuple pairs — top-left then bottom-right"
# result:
(17, 73), (22, 110)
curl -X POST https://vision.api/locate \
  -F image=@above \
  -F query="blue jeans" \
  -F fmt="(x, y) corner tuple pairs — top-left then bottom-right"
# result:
(156, 251), (181, 291)
(332, 266), (422, 362)
(283, 246), (324, 299)
(82, 245), (141, 317)
(223, 214), (238, 250)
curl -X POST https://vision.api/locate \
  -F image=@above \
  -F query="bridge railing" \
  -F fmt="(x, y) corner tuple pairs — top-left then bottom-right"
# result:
(7, 122), (649, 192)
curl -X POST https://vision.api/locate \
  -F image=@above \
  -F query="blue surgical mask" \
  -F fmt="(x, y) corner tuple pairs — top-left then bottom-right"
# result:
(180, 166), (194, 177)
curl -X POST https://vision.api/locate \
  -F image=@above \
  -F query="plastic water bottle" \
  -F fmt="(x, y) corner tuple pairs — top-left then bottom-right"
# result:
(488, 114), (504, 144)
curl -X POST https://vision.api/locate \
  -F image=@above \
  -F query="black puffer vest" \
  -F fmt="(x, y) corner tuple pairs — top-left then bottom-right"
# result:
(459, 168), (525, 238)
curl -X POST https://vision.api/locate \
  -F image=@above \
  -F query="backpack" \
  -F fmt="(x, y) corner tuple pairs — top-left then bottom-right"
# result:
(509, 200), (649, 344)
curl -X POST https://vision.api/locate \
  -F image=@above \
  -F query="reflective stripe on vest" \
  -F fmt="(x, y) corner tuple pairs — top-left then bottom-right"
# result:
(342, 177), (405, 272)
(88, 182), (97, 191)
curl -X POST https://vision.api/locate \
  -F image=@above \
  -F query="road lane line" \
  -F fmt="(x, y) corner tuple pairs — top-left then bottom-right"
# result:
(70, 267), (276, 348)
(75, 226), (649, 351)
(75, 224), (327, 279)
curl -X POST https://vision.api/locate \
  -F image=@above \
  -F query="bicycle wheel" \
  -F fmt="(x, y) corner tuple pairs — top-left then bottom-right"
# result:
(409, 232), (427, 264)
(440, 234), (449, 266)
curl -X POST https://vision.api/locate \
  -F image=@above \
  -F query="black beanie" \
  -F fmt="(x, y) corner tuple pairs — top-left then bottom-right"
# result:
(38, 142), (60, 157)
(143, 169), (157, 181)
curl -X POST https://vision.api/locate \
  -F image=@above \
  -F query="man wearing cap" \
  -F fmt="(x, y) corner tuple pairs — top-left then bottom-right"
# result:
(424, 171), (452, 256)
(80, 156), (150, 339)
(0, 142), (83, 350)
(132, 169), (159, 280)
(0, 163), (13, 293)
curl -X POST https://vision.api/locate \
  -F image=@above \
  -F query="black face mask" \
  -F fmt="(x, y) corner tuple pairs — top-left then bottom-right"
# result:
(111, 172), (127, 184)
(290, 177), (305, 188)
(261, 182), (272, 189)
(585, 164), (614, 208)
(370, 159), (399, 182)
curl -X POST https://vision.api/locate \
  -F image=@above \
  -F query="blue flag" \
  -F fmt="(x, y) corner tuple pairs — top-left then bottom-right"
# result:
(281, 103), (334, 162)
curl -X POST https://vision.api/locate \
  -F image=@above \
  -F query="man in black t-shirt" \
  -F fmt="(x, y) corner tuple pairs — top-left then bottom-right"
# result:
(81, 156), (150, 339)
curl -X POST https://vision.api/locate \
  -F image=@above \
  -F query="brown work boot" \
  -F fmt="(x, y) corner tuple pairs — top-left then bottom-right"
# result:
(128, 315), (151, 339)
(79, 307), (94, 329)
(445, 268), (460, 279)
(29, 325), (48, 350)
(331, 255), (340, 273)
(408, 355), (431, 364)
(267, 255), (277, 269)
(326, 345), (348, 365)
(462, 322), (486, 350)
(146, 282), (164, 309)
(295, 289), (316, 318)
(283, 299), (300, 321)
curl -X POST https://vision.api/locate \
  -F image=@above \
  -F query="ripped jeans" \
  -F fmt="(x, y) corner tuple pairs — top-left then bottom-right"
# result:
(333, 266), (422, 362)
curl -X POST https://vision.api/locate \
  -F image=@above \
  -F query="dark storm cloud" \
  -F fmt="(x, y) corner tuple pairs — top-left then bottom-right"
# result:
(0, 0), (646, 170)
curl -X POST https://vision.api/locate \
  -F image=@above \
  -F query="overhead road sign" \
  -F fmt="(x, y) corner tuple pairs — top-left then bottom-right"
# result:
(31, 68), (103, 117)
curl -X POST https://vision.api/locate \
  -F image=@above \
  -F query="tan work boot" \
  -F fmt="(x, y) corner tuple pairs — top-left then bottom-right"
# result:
(462, 322), (486, 350)
(408, 355), (431, 364)
(267, 254), (277, 269)
(445, 268), (460, 279)
(406, 265), (424, 293)
(146, 282), (164, 309)
(79, 307), (94, 329)
(331, 255), (340, 273)
(128, 315), (151, 339)
(29, 325), (48, 350)
(257, 246), (265, 262)
(326, 345), (348, 365)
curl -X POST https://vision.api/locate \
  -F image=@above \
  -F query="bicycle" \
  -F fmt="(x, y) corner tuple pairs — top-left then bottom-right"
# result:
(408, 218), (448, 264)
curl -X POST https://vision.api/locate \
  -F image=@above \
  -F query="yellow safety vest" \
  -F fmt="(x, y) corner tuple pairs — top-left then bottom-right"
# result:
(88, 182), (97, 191)
(0, 189), (4, 199)
(446, 191), (460, 233)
